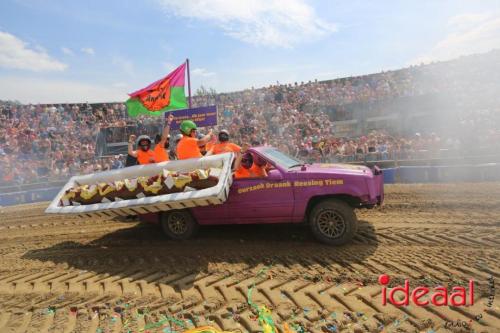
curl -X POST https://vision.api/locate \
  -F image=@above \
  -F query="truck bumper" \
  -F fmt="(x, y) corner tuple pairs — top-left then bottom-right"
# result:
(373, 166), (384, 205)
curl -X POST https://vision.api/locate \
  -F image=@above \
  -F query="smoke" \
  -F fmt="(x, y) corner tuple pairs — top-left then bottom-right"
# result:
(408, 50), (500, 152)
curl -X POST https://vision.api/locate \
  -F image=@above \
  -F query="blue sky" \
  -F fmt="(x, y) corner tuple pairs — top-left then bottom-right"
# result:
(0, 0), (499, 103)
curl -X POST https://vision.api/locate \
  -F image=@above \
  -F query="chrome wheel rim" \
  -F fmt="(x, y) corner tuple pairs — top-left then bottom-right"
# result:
(317, 209), (346, 238)
(167, 213), (188, 235)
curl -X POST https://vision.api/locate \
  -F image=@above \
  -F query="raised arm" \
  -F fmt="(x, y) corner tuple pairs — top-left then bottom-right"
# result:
(197, 129), (214, 146)
(128, 134), (138, 157)
(159, 114), (174, 145)
(233, 151), (242, 171)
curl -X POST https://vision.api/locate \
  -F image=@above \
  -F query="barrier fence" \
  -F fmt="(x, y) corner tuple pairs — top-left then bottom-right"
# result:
(381, 163), (500, 184)
(0, 187), (62, 207)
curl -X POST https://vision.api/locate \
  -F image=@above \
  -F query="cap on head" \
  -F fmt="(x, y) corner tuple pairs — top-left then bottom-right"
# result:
(136, 135), (152, 146)
(219, 129), (229, 142)
(180, 120), (197, 135)
(136, 135), (152, 151)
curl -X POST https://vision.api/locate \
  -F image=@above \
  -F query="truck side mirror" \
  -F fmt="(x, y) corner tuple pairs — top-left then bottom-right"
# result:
(267, 169), (283, 180)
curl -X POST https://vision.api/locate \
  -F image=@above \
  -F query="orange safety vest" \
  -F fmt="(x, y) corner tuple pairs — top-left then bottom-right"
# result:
(153, 144), (169, 162)
(137, 149), (156, 165)
(250, 164), (267, 177)
(211, 142), (241, 155)
(234, 164), (266, 179)
(176, 136), (202, 160)
(234, 166), (251, 179)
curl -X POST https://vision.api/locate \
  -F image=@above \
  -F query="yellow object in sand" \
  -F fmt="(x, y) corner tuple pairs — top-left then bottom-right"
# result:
(182, 326), (239, 333)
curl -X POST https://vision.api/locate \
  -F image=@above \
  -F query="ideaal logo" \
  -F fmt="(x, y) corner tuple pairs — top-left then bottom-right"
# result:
(378, 274), (474, 307)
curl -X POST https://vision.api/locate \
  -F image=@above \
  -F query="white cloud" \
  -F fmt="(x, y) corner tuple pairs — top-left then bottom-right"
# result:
(412, 13), (500, 64)
(0, 76), (127, 103)
(157, 0), (337, 47)
(81, 47), (95, 56)
(0, 31), (67, 71)
(112, 56), (134, 75)
(447, 13), (491, 30)
(61, 47), (74, 56)
(192, 67), (216, 77)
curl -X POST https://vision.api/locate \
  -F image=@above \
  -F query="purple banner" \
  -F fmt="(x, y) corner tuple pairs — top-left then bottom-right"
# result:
(165, 105), (218, 130)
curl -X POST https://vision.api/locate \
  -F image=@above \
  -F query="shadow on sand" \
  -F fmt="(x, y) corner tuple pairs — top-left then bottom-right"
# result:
(21, 219), (380, 295)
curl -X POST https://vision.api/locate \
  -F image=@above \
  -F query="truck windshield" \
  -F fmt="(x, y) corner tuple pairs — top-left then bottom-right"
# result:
(260, 148), (304, 169)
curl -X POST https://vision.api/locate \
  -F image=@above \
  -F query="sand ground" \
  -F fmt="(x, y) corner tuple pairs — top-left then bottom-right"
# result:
(0, 183), (499, 333)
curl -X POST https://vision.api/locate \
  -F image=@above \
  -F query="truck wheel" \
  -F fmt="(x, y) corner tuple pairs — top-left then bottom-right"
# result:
(309, 199), (357, 245)
(160, 210), (198, 240)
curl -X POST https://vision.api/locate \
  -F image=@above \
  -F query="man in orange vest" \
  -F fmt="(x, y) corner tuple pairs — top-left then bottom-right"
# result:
(250, 153), (268, 177)
(207, 129), (241, 155)
(233, 152), (268, 179)
(153, 133), (170, 162)
(176, 120), (214, 160)
(128, 114), (173, 165)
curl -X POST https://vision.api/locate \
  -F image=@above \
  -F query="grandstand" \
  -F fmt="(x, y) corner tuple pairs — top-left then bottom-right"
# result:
(1, 50), (500, 192)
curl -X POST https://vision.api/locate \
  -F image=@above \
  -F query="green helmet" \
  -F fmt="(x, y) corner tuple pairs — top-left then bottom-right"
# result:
(180, 120), (197, 135)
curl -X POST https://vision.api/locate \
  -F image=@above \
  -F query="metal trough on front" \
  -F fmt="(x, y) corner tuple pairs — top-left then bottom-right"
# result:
(45, 153), (234, 218)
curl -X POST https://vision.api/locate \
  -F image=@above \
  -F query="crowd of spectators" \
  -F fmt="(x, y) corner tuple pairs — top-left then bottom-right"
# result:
(1, 51), (499, 187)
(0, 102), (129, 186)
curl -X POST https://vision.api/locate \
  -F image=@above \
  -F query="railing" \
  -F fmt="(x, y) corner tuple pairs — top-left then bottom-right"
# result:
(98, 124), (163, 144)
(0, 179), (67, 194)
(304, 146), (500, 164)
(96, 124), (164, 157)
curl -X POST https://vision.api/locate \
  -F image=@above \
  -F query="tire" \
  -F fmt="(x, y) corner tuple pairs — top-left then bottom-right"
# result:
(308, 199), (358, 245)
(160, 210), (199, 240)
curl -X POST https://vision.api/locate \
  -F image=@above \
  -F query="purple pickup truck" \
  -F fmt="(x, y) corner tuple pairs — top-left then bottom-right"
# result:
(140, 147), (384, 245)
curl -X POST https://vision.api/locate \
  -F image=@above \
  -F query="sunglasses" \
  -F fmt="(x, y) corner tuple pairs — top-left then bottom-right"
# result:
(139, 143), (150, 147)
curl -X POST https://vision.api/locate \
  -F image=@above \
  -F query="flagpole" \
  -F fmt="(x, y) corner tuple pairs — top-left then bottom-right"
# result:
(186, 58), (192, 108)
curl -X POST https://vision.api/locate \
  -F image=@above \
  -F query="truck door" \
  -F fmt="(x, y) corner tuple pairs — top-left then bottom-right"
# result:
(225, 169), (294, 224)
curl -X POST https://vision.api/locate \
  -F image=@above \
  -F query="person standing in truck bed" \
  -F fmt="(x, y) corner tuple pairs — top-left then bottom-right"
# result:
(176, 120), (214, 160)
(207, 129), (241, 155)
(128, 114), (173, 165)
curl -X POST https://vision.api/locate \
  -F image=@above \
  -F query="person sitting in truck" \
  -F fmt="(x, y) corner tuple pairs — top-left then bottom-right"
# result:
(128, 114), (173, 165)
(233, 152), (268, 179)
(234, 152), (253, 179)
(176, 120), (214, 160)
(250, 153), (268, 177)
